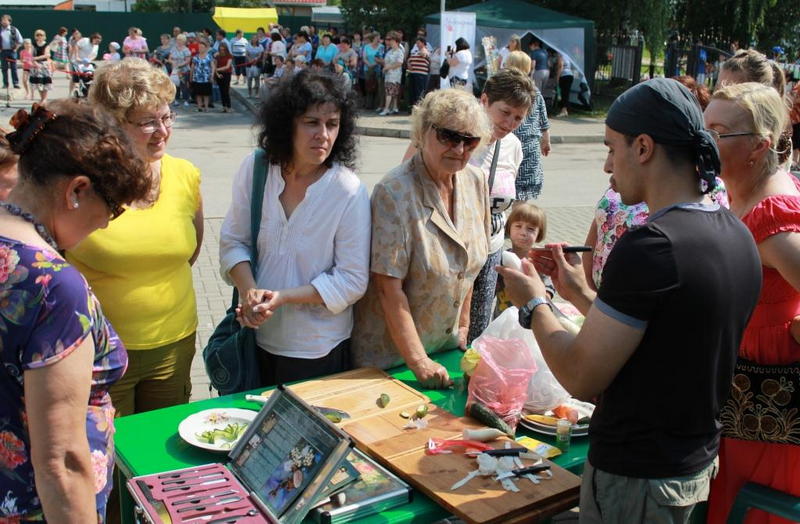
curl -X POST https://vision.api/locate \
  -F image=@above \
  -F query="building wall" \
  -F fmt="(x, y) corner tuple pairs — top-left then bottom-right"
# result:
(3, 10), (218, 41)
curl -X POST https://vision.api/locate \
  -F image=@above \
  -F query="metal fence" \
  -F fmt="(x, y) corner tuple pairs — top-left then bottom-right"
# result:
(593, 31), (736, 95)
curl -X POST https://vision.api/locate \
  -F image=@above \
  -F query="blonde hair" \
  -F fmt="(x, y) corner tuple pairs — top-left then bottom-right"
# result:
(89, 58), (176, 122)
(506, 50), (532, 75)
(507, 34), (522, 52)
(176, 34), (187, 44)
(712, 82), (790, 176)
(721, 50), (773, 87)
(506, 202), (546, 242)
(410, 88), (491, 150)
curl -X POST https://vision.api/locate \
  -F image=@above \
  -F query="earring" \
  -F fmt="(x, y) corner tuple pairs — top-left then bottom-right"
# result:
(748, 160), (754, 167)
(73, 200), (79, 209)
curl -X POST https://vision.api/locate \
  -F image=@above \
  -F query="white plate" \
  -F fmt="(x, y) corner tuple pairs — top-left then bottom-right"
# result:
(519, 399), (595, 438)
(178, 408), (258, 452)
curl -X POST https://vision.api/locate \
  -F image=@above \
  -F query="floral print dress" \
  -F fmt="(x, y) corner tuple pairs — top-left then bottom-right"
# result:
(0, 238), (127, 521)
(591, 179), (729, 288)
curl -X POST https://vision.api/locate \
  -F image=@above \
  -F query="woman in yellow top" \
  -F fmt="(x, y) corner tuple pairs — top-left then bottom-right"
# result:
(67, 58), (203, 416)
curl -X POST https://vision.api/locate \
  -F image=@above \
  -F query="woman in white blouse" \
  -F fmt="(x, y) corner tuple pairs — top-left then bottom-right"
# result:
(448, 37), (473, 91)
(219, 70), (370, 386)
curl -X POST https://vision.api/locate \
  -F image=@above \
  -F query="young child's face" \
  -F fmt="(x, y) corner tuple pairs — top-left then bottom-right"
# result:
(509, 220), (540, 251)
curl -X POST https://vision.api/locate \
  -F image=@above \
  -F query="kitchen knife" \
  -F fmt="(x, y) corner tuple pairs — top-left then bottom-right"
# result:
(172, 489), (238, 507)
(494, 464), (551, 480)
(157, 465), (218, 479)
(203, 509), (259, 523)
(163, 477), (226, 492)
(161, 472), (224, 485)
(136, 480), (172, 524)
(176, 496), (243, 513)
(243, 395), (351, 419)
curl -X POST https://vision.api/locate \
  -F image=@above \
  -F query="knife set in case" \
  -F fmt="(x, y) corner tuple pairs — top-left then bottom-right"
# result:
(128, 386), (353, 524)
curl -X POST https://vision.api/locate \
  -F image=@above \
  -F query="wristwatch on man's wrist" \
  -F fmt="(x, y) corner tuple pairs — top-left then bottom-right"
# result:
(518, 297), (552, 329)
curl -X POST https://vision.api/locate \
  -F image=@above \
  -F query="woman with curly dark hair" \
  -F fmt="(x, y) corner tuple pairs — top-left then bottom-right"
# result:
(0, 99), (151, 522)
(219, 70), (370, 386)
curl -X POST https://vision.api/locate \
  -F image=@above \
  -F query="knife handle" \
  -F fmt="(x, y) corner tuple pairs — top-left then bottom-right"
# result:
(481, 448), (530, 457)
(514, 464), (551, 476)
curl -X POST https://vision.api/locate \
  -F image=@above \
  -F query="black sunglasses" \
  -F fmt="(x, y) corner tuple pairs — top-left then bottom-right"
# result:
(89, 177), (126, 220)
(432, 125), (481, 150)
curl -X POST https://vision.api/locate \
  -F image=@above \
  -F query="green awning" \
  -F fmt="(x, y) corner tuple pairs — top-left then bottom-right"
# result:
(424, 0), (593, 31)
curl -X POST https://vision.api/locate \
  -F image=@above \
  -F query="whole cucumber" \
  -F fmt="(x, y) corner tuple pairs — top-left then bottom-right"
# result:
(467, 402), (515, 437)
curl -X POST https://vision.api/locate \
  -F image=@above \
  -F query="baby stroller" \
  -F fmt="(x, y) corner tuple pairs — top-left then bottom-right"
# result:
(72, 60), (95, 98)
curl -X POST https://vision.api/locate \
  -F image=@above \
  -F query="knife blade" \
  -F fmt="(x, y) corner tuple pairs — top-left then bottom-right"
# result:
(312, 405), (351, 420)
(163, 477), (226, 492)
(172, 489), (238, 507)
(136, 480), (173, 524)
(157, 465), (218, 479)
(243, 395), (351, 419)
(161, 472), (224, 485)
(177, 496), (243, 513)
(203, 509), (258, 523)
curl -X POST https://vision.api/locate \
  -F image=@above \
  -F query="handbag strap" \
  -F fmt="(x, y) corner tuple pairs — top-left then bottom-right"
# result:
(487, 139), (501, 194)
(249, 148), (268, 274)
(230, 149), (268, 309)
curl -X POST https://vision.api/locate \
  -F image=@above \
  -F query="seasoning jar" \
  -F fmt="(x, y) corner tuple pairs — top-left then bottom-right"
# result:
(556, 419), (572, 452)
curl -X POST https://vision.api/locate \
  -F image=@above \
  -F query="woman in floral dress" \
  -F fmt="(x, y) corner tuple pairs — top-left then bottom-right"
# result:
(0, 101), (150, 522)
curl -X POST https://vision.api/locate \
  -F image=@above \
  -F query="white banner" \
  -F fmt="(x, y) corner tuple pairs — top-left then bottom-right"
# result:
(439, 11), (476, 88)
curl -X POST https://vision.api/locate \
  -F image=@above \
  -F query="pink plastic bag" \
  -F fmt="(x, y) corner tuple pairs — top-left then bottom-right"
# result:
(466, 335), (537, 432)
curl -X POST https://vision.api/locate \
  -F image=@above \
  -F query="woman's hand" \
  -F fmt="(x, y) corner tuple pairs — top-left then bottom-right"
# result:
(540, 133), (551, 157)
(409, 356), (452, 389)
(236, 288), (281, 328)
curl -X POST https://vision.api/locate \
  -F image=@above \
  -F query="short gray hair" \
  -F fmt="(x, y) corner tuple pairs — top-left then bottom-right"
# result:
(410, 88), (492, 150)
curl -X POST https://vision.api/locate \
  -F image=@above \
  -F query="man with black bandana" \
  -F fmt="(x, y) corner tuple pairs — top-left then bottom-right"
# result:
(498, 78), (762, 523)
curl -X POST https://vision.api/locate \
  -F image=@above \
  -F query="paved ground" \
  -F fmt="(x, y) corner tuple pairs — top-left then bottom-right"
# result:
(2, 74), (607, 403)
(231, 81), (607, 143)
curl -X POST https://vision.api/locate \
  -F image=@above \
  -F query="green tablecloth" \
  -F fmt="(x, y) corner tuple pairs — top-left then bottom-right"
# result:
(114, 349), (588, 523)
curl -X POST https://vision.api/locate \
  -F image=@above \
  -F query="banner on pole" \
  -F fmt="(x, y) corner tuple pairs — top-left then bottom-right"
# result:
(439, 11), (476, 88)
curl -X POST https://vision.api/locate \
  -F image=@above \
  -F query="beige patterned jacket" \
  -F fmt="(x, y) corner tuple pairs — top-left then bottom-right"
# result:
(351, 153), (491, 369)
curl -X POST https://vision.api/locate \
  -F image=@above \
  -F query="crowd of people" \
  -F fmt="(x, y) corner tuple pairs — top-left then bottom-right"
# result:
(0, 9), (798, 522)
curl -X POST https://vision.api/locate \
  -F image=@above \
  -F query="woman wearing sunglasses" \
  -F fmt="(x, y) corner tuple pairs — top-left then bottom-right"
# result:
(0, 101), (150, 523)
(351, 89), (492, 388)
(66, 58), (204, 418)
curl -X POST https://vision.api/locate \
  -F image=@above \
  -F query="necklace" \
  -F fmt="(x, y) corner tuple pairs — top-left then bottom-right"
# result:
(0, 201), (59, 251)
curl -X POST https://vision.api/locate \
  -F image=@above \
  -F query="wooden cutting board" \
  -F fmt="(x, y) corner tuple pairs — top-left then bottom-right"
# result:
(345, 405), (581, 524)
(261, 367), (430, 426)
(265, 368), (580, 523)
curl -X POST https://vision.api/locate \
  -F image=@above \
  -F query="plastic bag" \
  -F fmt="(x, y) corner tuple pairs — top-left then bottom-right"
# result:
(476, 307), (571, 414)
(467, 332), (537, 433)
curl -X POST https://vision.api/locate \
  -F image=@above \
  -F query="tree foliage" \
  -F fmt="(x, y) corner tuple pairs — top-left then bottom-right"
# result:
(340, 0), (474, 37)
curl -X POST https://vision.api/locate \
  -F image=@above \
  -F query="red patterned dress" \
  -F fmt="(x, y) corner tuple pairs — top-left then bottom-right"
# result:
(708, 175), (800, 523)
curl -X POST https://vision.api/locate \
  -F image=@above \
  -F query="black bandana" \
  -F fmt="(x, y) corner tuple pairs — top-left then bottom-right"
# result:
(606, 78), (720, 193)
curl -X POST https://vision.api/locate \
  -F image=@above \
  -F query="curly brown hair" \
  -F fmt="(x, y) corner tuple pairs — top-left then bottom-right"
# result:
(14, 99), (152, 207)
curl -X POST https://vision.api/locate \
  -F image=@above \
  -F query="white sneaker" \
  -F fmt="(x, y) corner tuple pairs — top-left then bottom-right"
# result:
(183, 101), (190, 107)
(391, 109), (399, 114)
(379, 109), (390, 116)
